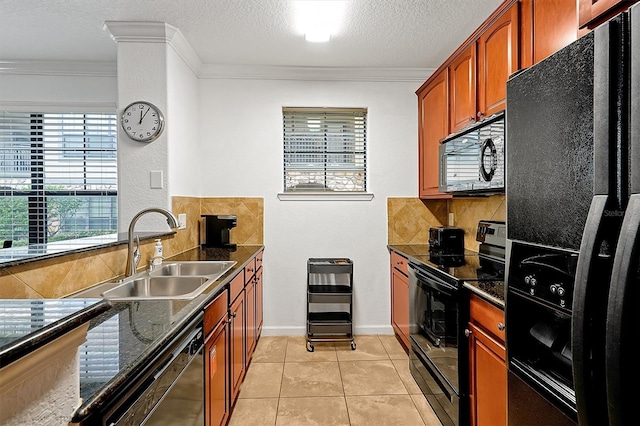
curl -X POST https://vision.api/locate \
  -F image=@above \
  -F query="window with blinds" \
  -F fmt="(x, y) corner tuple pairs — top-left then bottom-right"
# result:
(0, 112), (117, 247)
(283, 107), (367, 192)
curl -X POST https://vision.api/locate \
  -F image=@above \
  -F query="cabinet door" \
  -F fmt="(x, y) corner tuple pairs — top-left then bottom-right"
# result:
(391, 267), (409, 349)
(477, 3), (519, 118)
(205, 317), (228, 426)
(468, 322), (507, 426)
(449, 44), (477, 133)
(245, 277), (256, 363)
(230, 292), (245, 402)
(418, 71), (451, 199)
(520, 0), (577, 68)
(256, 267), (263, 335)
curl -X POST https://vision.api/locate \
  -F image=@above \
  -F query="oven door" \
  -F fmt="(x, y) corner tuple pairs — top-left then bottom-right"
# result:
(408, 263), (468, 426)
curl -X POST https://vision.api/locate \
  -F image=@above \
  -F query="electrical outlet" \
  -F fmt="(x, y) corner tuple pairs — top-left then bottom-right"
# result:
(178, 213), (187, 229)
(448, 213), (455, 226)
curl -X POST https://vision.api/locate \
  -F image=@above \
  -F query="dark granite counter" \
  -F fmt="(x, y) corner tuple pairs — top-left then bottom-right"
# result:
(71, 245), (263, 423)
(388, 244), (504, 307)
(0, 244), (263, 424)
(0, 298), (112, 367)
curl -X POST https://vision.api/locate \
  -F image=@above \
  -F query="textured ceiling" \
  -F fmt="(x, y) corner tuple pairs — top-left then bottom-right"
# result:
(0, 0), (503, 69)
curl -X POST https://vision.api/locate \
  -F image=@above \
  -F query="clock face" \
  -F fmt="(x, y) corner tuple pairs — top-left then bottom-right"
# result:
(121, 101), (164, 142)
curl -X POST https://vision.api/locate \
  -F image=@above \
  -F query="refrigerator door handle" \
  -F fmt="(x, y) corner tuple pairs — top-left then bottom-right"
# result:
(605, 194), (640, 426)
(572, 194), (608, 426)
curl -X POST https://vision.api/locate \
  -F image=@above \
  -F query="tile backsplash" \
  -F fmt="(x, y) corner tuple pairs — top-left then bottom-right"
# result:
(387, 195), (505, 251)
(0, 196), (264, 299)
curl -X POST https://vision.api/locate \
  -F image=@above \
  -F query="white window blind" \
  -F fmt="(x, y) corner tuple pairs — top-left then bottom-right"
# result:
(0, 112), (117, 247)
(283, 107), (367, 192)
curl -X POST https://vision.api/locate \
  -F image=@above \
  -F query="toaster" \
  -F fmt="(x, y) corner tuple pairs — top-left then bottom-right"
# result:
(429, 226), (465, 255)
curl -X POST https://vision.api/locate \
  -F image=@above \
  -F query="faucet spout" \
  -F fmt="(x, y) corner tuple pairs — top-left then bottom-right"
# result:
(125, 207), (179, 277)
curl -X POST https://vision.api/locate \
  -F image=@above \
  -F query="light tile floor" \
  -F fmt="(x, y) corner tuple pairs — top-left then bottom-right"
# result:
(229, 335), (443, 426)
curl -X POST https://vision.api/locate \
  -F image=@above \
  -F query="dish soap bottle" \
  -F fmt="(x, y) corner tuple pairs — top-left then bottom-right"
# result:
(152, 239), (163, 267)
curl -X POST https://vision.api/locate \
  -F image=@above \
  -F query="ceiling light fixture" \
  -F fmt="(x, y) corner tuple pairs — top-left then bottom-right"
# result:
(293, 0), (346, 43)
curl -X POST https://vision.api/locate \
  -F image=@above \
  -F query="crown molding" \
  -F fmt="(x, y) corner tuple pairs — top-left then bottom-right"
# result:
(0, 60), (116, 77)
(102, 21), (202, 76)
(199, 64), (432, 82)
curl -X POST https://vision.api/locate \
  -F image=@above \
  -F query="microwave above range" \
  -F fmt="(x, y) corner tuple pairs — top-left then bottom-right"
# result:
(439, 112), (505, 194)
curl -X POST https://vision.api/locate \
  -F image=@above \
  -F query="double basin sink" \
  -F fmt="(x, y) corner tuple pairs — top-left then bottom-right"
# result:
(98, 261), (237, 301)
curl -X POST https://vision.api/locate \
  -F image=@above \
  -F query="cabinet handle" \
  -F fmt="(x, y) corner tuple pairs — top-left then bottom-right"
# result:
(464, 328), (472, 337)
(469, 116), (475, 122)
(477, 111), (484, 119)
(497, 322), (505, 331)
(232, 312), (237, 318)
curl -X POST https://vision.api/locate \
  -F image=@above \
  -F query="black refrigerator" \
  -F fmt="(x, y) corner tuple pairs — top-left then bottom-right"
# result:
(505, 5), (638, 426)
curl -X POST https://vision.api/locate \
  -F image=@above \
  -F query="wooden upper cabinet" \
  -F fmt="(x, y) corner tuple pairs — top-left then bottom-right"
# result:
(417, 71), (451, 199)
(579, 0), (639, 29)
(477, 3), (519, 119)
(520, 0), (578, 68)
(449, 44), (477, 133)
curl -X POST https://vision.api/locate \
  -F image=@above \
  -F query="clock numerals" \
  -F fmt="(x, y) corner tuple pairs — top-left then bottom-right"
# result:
(122, 101), (164, 142)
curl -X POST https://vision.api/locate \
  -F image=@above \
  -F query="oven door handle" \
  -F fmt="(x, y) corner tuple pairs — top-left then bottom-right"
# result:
(409, 265), (458, 296)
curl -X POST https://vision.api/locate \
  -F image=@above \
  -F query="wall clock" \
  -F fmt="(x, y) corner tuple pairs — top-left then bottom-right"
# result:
(121, 101), (165, 142)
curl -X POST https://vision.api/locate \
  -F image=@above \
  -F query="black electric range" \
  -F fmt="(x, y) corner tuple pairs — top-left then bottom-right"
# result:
(409, 238), (505, 287)
(407, 220), (506, 426)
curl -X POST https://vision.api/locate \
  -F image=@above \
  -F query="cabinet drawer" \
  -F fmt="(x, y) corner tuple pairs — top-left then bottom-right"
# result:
(229, 271), (245, 303)
(245, 258), (256, 283)
(470, 293), (505, 343)
(256, 250), (263, 270)
(390, 251), (408, 276)
(204, 290), (228, 337)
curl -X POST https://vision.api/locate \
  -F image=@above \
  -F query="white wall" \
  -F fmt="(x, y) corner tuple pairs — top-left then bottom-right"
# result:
(0, 74), (116, 110)
(115, 42), (171, 231)
(167, 48), (201, 197)
(198, 78), (419, 335)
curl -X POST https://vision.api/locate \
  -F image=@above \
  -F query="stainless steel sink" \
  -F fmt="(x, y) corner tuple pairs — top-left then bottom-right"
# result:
(149, 261), (236, 278)
(101, 276), (212, 300)
(100, 260), (237, 301)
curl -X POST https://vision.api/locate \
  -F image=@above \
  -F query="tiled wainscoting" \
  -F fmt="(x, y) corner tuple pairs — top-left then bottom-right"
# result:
(0, 197), (263, 298)
(388, 196), (505, 251)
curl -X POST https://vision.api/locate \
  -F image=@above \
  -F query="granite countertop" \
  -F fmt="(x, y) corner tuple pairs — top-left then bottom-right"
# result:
(0, 244), (263, 424)
(388, 244), (505, 308)
(0, 298), (112, 367)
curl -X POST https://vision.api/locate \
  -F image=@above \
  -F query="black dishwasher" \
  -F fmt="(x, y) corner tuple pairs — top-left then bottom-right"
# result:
(85, 312), (204, 426)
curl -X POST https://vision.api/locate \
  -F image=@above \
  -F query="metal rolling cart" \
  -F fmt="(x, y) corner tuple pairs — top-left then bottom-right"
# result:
(306, 258), (356, 352)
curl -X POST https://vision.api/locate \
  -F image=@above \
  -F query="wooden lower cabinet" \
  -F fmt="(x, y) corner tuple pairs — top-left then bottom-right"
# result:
(245, 276), (256, 363)
(467, 294), (506, 426)
(255, 266), (263, 336)
(390, 251), (410, 350)
(230, 290), (245, 402)
(205, 314), (229, 426)
(391, 267), (409, 349)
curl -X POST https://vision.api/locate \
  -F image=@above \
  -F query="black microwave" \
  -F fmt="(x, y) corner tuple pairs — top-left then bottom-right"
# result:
(439, 112), (505, 194)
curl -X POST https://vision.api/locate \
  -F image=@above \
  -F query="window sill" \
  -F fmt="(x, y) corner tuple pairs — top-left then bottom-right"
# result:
(277, 192), (374, 201)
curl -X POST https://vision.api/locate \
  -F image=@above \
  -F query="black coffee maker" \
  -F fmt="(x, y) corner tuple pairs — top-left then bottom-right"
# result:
(202, 215), (237, 249)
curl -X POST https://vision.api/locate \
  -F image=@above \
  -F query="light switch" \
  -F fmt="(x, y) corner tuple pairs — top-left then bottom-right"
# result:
(150, 170), (163, 189)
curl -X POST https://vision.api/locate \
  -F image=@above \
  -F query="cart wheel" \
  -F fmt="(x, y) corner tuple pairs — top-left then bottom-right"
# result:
(350, 341), (356, 350)
(307, 342), (314, 352)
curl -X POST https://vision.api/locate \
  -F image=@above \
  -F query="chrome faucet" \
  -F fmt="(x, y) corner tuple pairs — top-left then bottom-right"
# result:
(125, 207), (179, 277)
